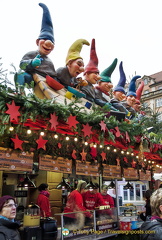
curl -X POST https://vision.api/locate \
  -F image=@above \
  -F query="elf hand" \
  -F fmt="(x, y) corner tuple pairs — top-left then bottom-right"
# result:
(32, 54), (43, 68)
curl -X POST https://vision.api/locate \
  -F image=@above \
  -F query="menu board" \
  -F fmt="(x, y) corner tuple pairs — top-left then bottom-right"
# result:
(0, 148), (33, 171)
(139, 170), (151, 181)
(76, 160), (99, 176)
(123, 168), (138, 179)
(103, 164), (121, 179)
(39, 155), (72, 174)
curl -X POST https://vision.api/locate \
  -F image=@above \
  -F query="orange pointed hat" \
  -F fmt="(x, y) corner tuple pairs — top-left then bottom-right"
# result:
(65, 39), (90, 65)
(84, 38), (99, 75)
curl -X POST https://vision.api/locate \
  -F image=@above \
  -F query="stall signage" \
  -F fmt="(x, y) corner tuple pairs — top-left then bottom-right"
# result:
(139, 170), (151, 181)
(0, 148), (33, 171)
(123, 168), (138, 179)
(103, 164), (121, 179)
(76, 160), (99, 176)
(39, 155), (72, 173)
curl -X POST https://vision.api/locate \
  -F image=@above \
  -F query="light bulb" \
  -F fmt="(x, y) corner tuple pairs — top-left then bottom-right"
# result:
(9, 126), (14, 131)
(27, 129), (31, 134)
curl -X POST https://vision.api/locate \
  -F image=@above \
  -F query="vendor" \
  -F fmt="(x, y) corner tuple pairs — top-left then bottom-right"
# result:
(100, 185), (114, 208)
(63, 180), (92, 228)
(82, 182), (105, 210)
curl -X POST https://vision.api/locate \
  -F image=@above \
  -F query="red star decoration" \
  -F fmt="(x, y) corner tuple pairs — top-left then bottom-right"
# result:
(67, 115), (79, 128)
(82, 123), (92, 137)
(115, 126), (121, 137)
(126, 131), (130, 142)
(49, 113), (58, 130)
(36, 135), (48, 150)
(5, 100), (20, 122)
(80, 149), (87, 161)
(72, 149), (77, 159)
(100, 151), (106, 161)
(131, 159), (136, 168)
(99, 120), (107, 132)
(124, 157), (128, 163)
(58, 142), (62, 148)
(11, 134), (23, 150)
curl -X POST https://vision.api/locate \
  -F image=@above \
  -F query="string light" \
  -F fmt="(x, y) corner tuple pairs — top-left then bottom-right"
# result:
(131, 153), (134, 156)
(40, 131), (44, 136)
(136, 156), (139, 159)
(121, 151), (124, 154)
(107, 146), (110, 150)
(126, 151), (129, 155)
(93, 144), (97, 148)
(65, 136), (69, 141)
(84, 142), (88, 146)
(27, 129), (31, 134)
(9, 126), (14, 131)
(99, 145), (103, 148)
(54, 134), (58, 139)
(113, 149), (117, 152)
(74, 137), (78, 142)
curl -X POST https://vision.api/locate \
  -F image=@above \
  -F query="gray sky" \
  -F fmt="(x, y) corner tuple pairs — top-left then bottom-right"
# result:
(1, 0), (162, 85)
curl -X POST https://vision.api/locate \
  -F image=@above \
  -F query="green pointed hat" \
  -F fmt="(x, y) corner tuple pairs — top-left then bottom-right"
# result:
(65, 39), (90, 65)
(100, 58), (118, 82)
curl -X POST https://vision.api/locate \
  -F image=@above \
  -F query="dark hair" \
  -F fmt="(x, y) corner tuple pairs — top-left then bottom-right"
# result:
(145, 189), (153, 200)
(38, 183), (48, 191)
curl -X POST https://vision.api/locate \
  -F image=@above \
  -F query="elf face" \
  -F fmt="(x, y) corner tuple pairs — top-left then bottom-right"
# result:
(36, 39), (54, 56)
(113, 91), (126, 101)
(133, 102), (141, 112)
(98, 81), (113, 93)
(127, 95), (136, 106)
(85, 72), (101, 84)
(67, 59), (85, 77)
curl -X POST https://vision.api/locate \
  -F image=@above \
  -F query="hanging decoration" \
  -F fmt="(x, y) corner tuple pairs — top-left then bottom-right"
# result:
(81, 123), (93, 137)
(11, 134), (24, 150)
(99, 120), (107, 132)
(115, 126), (121, 137)
(100, 151), (106, 161)
(36, 135), (48, 150)
(80, 149), (87, 161)
(72, 149), (77, 159)
(49, 112), (58, 130)
(5, 100), (20, 122)
(67, 115), (79, 128)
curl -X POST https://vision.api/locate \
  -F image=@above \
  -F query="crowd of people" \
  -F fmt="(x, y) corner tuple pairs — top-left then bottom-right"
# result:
(14, 3), (145, 123)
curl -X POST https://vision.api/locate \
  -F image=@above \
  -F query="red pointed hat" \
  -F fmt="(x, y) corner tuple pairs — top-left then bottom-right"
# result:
(84, 39), (99, 75)
(135, 81), (144, 104)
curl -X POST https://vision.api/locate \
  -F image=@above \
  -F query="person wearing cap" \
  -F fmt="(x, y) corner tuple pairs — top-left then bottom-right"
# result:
(110, 61), (131, 117)
(0, 195), (21, 240)
(36, 183), (51, 218)
(15, 3), (57, 95)
(94, 58), (120, 111)
(100, 185), (114, 208)
(56, 39), (90, 89)
(122, 75), (141, 119)
(82, 181), (105, 211)
(63, 180), (92, 227)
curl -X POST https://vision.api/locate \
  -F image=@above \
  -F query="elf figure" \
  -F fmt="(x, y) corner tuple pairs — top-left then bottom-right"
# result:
(110, 61), (130, 116)
(94, 58), (119, 111)
(15, 3), (56, 91)
(56, 39), (90, 89)
(133, 81), (145, 121)
(80, 39), (102, 103)
(122, 75), (141, 119)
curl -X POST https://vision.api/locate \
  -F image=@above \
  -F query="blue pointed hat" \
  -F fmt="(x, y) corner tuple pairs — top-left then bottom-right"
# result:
(38, 3), (54, 43)
(126, 75), (141, 97)
(113, 61), (126, 94)
(100, 58), (118, 82)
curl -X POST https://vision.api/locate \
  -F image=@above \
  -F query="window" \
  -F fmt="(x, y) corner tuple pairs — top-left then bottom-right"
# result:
(144, 90), (149, 94)
(143, 78), (148, 85)
(156, 98), (162, 107)
(122, 182), (148, 202)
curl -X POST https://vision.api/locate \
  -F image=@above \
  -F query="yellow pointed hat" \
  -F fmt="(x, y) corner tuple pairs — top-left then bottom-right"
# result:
(65, 39), (90, 65)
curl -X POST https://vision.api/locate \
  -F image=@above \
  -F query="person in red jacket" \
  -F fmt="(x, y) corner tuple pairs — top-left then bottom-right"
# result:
(63, 180), (92, 228)
(82, 182), (105, 210)
(100, 185), (114, 208)
(36, 183), (51, 218)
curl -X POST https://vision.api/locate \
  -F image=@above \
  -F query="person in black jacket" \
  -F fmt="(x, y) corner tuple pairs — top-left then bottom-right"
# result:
(140, 188), (162, 240)
(140, 189), (153, 221)
(0, 195), (21, 240)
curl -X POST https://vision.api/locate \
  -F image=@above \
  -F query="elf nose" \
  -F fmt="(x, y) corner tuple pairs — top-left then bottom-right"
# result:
(44, 40), (54, 48)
